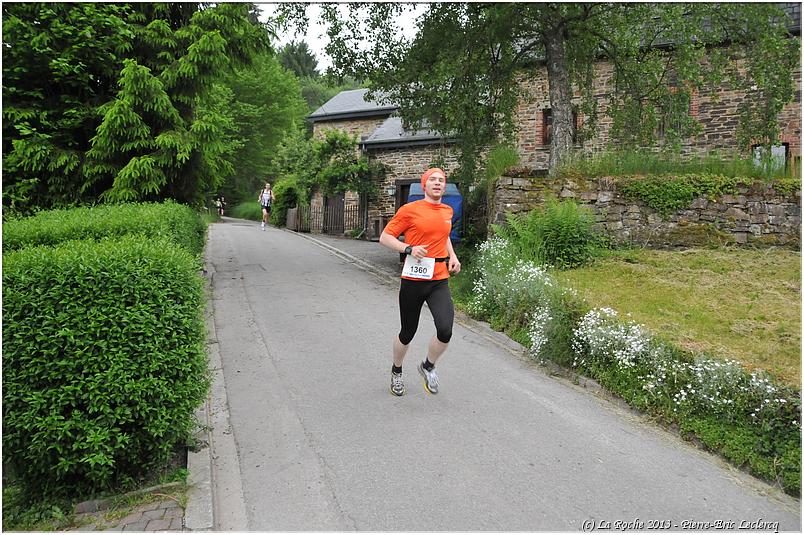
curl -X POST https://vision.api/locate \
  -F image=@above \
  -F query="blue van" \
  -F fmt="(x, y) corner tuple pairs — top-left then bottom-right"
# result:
(405, 182), (463, 243)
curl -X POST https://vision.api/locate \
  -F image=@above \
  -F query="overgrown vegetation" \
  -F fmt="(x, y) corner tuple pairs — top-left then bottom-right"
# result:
(266, 129), (386, 226)
(558, 149), (801, 181)
(493, 198), (607, 268)
(554, 150), (802, 216)
(453, 201), (801, 496)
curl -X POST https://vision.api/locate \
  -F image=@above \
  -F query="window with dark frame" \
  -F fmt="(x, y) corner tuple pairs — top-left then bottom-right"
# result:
(542, 108), (578, 145)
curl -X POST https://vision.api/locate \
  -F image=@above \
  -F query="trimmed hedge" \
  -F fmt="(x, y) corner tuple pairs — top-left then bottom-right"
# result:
(2, 201), (206, 257)
(3, 235), (209, 496)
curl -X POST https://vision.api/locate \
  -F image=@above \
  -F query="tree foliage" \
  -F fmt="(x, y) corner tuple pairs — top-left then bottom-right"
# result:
(218, 52), (308, 205)
(268, 128), (384, 221)
(279, 3), (799, 181)
(278, 40), (320, 78)
(3, 3), (269, 215)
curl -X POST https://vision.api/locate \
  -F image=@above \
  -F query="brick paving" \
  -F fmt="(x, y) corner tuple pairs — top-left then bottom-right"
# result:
(69, 498), (184, 532)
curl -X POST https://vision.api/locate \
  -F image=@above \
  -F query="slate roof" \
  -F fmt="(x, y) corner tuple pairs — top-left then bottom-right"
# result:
(360, 116), (453, 150)
(307, 88), (397, 122)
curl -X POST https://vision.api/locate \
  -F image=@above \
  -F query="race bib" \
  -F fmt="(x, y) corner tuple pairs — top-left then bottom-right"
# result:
(401, 255), (435, 280)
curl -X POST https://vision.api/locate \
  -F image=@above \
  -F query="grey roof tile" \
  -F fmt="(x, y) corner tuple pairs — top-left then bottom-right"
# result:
(308, 88), (397, 120)
(362, 116), (450, 149)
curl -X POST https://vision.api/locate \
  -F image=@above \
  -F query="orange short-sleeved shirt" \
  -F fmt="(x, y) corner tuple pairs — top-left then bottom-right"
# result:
(384, 200), (453, 281)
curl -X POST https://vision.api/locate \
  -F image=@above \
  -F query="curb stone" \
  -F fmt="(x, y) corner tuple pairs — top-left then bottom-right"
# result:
(183, 265), (217, 531)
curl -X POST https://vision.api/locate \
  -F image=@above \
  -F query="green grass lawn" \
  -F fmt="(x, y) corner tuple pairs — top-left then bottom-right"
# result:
(553, 247), (801, 386)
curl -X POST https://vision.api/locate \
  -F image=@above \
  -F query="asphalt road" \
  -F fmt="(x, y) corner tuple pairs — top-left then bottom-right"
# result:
(205, 218), (800, 531)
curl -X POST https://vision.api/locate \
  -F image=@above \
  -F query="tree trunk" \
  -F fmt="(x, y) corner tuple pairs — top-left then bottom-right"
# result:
(543, 26), (574, 174)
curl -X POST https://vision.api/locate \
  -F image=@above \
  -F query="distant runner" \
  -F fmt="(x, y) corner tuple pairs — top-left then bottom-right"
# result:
(379, 167), (461, 396)
(258, 183), (274, 231)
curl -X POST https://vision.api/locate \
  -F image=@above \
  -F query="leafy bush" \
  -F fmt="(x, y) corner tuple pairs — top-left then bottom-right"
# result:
(616, 174), (746, 215)
(271, 177), (304, 227)
(229, 201), (264, 221)
(2, 201), (205, 257)
(494, 199), (606, 269)
(3, 235), (209, 497)
(467, 237), (583, 366)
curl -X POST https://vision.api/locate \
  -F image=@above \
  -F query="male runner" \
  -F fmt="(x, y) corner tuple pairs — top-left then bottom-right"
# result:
(379, 167), (461, 396)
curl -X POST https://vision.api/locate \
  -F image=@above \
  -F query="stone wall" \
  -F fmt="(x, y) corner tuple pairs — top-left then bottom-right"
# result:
(313, 117), (389, 141)
(366, 145), (459, 218)
(492, 174), (801, 247)
(513, 58), (802, 169)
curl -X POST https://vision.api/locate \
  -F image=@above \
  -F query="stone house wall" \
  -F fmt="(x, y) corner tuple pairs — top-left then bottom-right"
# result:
(492, 174), (801, 247)
(365, 145), (460, 218)
(312, 117), (389, 141)
(513, 58), (802, 170)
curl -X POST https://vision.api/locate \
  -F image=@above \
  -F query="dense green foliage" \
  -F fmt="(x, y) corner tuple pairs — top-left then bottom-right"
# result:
(229, 201), (264, 222)
(613, 174), (800, 216)
(281, 3), (798, 180)
(217, 52), (308, 206)
(493, 199), (606, 268)
(278, 40), (319, 78)
(3, 3), (268, 215)
(267, 128), (386, 226)
(2, 201), (205, 257)
(3, 235), (208, 497)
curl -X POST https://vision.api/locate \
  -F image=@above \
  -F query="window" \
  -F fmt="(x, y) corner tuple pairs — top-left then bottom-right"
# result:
(542, 109), (578, 145)
(752, 143), (789, 173)
(657, 97), (692, 140)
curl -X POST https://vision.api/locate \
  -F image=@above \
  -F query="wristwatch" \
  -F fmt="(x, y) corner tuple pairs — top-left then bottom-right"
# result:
(403, 245), (413, 255)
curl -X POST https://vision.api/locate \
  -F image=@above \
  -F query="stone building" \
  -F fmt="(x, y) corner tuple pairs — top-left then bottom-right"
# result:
(307, 89), (397, 234)
(306, 5), (801, 243)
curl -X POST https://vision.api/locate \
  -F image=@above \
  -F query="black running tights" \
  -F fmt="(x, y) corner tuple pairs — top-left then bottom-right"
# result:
(398, 278), (454, 345)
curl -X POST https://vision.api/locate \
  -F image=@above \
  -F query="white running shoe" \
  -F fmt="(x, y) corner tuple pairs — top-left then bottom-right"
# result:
(418, 361), (439, 394)
(390, 371), (405, 396)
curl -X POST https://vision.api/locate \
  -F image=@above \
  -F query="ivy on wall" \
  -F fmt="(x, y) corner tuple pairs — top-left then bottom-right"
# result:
(616, 174), (800, 216)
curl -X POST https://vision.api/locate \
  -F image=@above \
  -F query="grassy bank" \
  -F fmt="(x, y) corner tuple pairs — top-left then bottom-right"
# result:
(553, 247), (801, 386)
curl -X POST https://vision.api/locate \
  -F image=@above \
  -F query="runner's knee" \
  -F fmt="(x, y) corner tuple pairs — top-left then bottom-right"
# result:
(398, 329), (416, 345)
(436, 325), (452, 344)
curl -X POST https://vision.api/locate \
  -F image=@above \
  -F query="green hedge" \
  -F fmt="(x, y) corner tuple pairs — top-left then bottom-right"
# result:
(2, 201), (206, 257)
(3, 235), (209, 496)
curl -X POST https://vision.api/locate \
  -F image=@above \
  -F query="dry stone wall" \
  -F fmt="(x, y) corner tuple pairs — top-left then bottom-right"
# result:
(492, 174), (801, 248)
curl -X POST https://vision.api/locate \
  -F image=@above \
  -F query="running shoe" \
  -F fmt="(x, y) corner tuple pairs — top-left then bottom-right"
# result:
(418, 361), (439, 394)
(390, 370), (405, 396)
(261, 222), (265, 231)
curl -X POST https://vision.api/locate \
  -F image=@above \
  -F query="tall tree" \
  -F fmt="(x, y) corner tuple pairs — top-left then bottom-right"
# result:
(279, 3), (798, 181)
(220, 52), (308, 204)
(2, 3), (269, 214)
(278, 40), (320, 78)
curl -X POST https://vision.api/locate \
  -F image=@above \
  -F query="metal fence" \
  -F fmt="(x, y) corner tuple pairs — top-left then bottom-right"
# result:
(286, 203), (364, 235)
